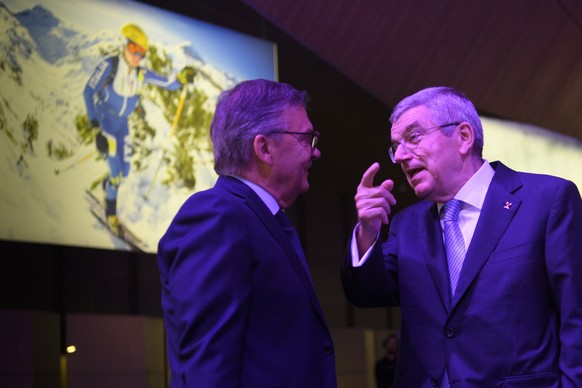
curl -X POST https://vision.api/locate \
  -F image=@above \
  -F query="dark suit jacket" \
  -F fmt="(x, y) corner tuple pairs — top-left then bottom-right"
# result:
(158, 176), (336, 388)
(342, 162), (582, 387)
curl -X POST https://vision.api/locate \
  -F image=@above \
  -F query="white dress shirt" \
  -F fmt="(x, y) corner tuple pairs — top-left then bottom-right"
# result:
(352, 160), (495, 266)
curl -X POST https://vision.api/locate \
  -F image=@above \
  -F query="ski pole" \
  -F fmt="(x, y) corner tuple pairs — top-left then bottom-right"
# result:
(144, 86), (188, 200)
(54, 150), (97, 175)
(169, 86), (188, 138)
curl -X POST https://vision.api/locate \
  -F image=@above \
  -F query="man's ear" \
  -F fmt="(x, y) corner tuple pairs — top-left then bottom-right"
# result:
(457, 122), (475, 155)
(253, 134), (273, 165)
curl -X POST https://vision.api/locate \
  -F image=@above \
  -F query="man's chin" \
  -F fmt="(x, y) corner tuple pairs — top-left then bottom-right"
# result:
(412, 184), (430, 199)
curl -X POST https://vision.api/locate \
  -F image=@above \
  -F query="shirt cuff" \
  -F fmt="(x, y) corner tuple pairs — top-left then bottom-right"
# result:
(350, 223), (379, 267)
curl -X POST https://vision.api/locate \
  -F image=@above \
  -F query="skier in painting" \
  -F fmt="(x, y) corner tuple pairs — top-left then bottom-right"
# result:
(83, 22), (196, 236)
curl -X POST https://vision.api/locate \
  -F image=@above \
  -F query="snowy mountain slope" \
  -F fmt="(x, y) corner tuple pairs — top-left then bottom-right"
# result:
(0, 2), (234, 252)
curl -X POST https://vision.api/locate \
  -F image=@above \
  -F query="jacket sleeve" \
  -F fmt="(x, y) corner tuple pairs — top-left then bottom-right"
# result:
(142, 68), (182, 91)
(341, 222), (400, 309)
(157, 196), (253, 387)
(547, 180), (582, 386)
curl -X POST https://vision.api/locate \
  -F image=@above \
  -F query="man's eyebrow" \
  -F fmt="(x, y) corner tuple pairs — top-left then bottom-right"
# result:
(403, 121), (423, 132)
(391, 121), (423, 142)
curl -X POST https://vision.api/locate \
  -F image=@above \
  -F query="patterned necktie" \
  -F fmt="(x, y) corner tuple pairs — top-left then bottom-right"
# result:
(442, 199), (465, 297)
(275, 210), (312, 279)
(440, 200), (465, 388)
(441, 370), (451, 388)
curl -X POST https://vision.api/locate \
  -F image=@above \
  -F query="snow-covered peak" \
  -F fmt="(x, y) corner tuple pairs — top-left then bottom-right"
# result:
(14, 4), (81, 64)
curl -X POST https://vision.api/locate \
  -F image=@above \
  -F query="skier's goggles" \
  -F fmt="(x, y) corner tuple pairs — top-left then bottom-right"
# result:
(127, 41), (146, 58)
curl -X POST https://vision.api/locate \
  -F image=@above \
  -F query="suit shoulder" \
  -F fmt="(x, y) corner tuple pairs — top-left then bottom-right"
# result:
(159, 186), (252, 249)
(179, 185), (247, 216)
(493, 161), (579, 197)
(515, 170), (579, 196)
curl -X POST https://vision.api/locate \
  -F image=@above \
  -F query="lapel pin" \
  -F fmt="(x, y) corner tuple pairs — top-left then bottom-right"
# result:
(504, 201), (512, 210)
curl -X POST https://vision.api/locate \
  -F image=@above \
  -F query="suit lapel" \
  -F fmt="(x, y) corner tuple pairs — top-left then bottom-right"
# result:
(451, 163), (522, 307)
(218, 177), (329, 327)
(244, 193), (315, 290)
(250, 199), (330, 328)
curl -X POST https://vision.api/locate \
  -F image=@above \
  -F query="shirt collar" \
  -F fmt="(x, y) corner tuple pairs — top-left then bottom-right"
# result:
(231, 176), (280, 215)
(437, 160), (495, 213)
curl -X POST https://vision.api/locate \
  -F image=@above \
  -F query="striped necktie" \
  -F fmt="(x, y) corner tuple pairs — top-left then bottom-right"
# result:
(440, 199), (465, 388)
(442, 199), (465, 296)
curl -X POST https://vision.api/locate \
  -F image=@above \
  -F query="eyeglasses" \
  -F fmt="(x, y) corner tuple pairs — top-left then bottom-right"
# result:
(127, 41), (146, 59)
(278, 131), (320, 149)
(388, 122), (460, 163)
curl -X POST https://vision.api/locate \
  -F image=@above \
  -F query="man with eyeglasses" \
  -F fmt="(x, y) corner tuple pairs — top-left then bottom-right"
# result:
(157, 79), (336, 387)
(342, 86), (582, 387)
(83, 22), (196, 236)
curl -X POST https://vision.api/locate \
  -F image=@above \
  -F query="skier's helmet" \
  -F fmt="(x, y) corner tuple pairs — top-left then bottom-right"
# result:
(121, 23), (149, 50)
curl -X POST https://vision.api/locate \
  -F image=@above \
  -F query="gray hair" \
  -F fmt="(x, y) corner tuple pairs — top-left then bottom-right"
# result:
(210, 79), (309, 175)
(389, 86), (484, 156)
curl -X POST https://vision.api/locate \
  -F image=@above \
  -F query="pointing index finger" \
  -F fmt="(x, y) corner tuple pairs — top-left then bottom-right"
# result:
(360, 162), (380, 188)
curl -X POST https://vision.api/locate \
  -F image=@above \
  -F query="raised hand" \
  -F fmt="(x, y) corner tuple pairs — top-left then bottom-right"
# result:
(355, 162), (396, 255)
(178, 66), (197, 85)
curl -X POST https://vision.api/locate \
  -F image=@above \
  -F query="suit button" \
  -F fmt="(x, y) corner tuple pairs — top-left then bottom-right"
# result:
(323, 345), (333, 355)
(431, 377), (439, 386)
(446, 327), (456, 338)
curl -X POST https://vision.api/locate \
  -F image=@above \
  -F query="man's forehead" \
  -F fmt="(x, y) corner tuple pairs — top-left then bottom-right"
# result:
(391, 117), (433, 139)
(395, 105), (431, 124)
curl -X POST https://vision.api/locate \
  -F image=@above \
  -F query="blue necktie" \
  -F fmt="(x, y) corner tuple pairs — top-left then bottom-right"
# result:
(442, 199), (465, 297)
(440, 200), (465, 388)
(275, 210), (312, 279)
(441, 371), (451, 388)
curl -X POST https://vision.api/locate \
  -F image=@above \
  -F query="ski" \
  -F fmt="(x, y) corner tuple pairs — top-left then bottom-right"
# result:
(85, 189), (146, 252)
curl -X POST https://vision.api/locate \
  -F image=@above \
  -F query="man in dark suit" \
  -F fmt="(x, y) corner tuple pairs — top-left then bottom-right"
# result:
(342, 86), (582, 387)
(157, 79), (336, 387)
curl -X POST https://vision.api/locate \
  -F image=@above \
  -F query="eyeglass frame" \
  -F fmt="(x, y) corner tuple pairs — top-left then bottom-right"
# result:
(276, 130), (320, 149)
(388, 122), (460, 163)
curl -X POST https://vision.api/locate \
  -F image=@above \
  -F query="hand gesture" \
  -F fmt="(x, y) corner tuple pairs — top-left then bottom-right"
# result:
(177, 66), (197, 85)
(95, 130), (109, 155)
(355, 162), (396, 253)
